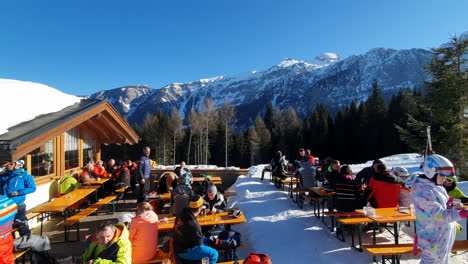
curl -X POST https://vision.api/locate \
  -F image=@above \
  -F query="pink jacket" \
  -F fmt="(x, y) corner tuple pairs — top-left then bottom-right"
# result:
(129, 210), (159, 264)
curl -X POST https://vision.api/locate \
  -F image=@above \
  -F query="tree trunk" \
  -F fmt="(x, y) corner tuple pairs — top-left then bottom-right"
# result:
(187, 128), (192, 165)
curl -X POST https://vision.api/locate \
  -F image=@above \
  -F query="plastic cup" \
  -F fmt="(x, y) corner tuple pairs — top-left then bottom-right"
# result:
(201, 257), (209, 264)
(163, 217), (168, 223)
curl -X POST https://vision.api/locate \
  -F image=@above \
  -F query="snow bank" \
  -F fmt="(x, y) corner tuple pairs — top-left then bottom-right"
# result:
(0, 79), (81, 135)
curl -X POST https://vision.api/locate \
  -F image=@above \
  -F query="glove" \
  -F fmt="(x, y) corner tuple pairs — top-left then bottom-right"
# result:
(447, 197), (454, 209)
(459, 209), (468, 219)
(8, 191), (20, 197)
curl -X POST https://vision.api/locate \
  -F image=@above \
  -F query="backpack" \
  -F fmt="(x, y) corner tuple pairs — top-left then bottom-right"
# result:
(213, 230), (241, 250)
(244, 253), (271, 264)
(31, 251), (57, 264)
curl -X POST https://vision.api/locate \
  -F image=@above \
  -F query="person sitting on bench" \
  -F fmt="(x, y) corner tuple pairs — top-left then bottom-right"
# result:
(174, 195), (218, 263)
(82, 221), (132, 264)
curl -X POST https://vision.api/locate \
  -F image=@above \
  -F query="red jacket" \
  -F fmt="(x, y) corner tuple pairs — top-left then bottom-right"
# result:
(368, 173), (407, 208)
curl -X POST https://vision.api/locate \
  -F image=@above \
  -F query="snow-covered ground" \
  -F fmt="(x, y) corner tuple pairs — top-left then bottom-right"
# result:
(226, 153), (467, 263)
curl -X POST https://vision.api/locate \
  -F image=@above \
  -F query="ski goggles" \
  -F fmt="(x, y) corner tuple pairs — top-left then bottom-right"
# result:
(435, 167), (455, 177)
(444, 178), (454, 184)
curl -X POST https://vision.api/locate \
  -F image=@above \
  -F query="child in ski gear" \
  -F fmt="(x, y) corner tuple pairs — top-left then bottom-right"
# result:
(406, 154), (468, 264)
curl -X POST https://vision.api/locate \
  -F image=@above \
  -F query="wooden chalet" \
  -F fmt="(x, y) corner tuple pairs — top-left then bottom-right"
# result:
(0, 99), (139, 210)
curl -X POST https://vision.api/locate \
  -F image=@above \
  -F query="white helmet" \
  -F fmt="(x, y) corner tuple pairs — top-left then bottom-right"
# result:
(422, 154), (455, 179)
(392, 167), (409, 177)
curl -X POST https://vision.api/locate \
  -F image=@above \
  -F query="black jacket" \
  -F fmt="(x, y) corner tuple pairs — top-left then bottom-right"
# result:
(323, 167), (339, 189)
(356, 166), (376, 185)
(173, 208), (203, 254)
(203, 193), (227, 212)
(334, 175), (364, 212)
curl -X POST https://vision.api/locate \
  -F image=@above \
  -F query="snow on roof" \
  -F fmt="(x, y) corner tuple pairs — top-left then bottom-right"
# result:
(0, 79), (81, 135)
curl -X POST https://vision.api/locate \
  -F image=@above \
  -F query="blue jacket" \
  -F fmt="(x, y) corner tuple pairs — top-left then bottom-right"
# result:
(137, 155), (151, 181)
(0, 168), (37, 205)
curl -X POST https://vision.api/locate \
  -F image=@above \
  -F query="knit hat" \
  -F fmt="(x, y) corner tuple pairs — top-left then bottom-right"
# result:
(207, 184), (217, 194)
(189, 195), (203, 209)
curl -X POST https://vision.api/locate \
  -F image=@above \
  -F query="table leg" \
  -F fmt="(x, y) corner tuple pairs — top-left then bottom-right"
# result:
(394, 222), (399, 244)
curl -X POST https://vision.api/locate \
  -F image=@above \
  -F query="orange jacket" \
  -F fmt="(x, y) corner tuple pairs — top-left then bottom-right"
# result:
(93, 166), (108, 178)
(129, 210), (159, 264)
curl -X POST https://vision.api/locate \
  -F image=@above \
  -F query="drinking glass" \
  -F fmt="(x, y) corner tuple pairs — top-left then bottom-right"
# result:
(201, 257), (209, 264)
(212, 208), (218, 221)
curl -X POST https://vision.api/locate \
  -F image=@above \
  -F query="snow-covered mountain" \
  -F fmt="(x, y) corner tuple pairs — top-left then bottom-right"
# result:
(96, 47), (432, 127)
(89, 85), (154, 116)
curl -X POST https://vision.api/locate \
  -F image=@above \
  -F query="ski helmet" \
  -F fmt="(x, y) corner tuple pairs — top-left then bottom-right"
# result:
(392, 166), (409, 177)
(422, 154), (455, 179)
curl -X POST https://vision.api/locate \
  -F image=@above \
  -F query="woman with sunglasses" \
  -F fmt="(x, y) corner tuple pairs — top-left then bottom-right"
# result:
(406, 154), (468, 264)
(443, 176), (468, 203)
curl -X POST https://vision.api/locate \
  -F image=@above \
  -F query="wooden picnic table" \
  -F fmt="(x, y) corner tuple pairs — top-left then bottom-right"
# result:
(356, 207), (416, 245)
(86, 178), (110, 185)
(158, 211), (247, 231)
(146, 192), (171, 200)
(33, 187), (99, 238)
(191, 176), (222, 182)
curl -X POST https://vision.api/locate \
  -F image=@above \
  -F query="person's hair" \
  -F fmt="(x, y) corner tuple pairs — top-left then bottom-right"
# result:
(108, 159), (115, 163)
(340, 165), (352, 176)
(373, 159), (383, 165)
(377, 163), (387, 173)
(136, 202), (153, 212)
(298, 148), (305, 152)
(96, 160), (104, 165)
(86, 163), (94, 169)
(69, 169), (79, 178)
(275, 151), (282, 158)
(96, 221), (116, 233)
(306, 149), (311, 155)
(143, 146), (150, 151)
(331, 160), (340, 166)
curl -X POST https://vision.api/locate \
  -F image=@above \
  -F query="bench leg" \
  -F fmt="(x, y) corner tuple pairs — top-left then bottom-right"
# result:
(336, 222), (345, 242)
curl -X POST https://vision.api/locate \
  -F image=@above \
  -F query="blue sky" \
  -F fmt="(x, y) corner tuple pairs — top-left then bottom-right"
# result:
(1, 0), (467, 95)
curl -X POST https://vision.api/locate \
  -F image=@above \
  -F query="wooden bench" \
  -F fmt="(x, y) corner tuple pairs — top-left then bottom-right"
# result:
(58, 194), (118, 241)
(217, 260), (272, 264)
(144, 238), (175, 263)
(322, 211), (362, 232)
(362, 243), (419, 264)
(14, 248), (31, 263)
(336, 217), (374, 251)
(451, 240), (468, 253)
(114, 186), (129, 204)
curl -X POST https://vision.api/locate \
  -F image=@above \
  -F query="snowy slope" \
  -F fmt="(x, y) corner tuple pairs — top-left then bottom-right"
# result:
(0, 79), (81, 135)
(227, 153), (467, 263)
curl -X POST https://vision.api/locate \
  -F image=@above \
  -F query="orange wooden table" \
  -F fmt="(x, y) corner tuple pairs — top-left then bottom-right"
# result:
(158, 211), (247, 231)
(356, 207), (416, 244)
(86, 178), (110, 185)
(33, 187), (98, 236)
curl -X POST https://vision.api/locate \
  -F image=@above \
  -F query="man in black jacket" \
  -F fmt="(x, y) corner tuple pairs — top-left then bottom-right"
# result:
(174, 195), (218, 263)
(356, 159), (383, 185)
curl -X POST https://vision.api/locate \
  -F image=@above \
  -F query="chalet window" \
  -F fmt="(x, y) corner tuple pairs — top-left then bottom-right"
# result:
(83, 131), (96, 165)
(65, 128), (79, 170)
(29, 139), (55, 177)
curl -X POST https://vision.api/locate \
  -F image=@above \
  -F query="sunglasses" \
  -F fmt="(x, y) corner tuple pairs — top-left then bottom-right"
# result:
(435, 167), (455, 177)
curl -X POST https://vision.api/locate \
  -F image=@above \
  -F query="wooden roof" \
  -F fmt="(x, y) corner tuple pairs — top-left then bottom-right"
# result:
(0, 99), (139, 160)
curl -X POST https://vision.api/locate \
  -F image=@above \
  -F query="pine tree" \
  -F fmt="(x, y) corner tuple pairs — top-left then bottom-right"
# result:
(365, 80), (388, 158)
(425, 36), (468, 175)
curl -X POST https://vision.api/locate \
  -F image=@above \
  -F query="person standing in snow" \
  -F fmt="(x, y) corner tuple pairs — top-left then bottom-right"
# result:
(0, 160), (36, 236)
(405, 154), (468, 264)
